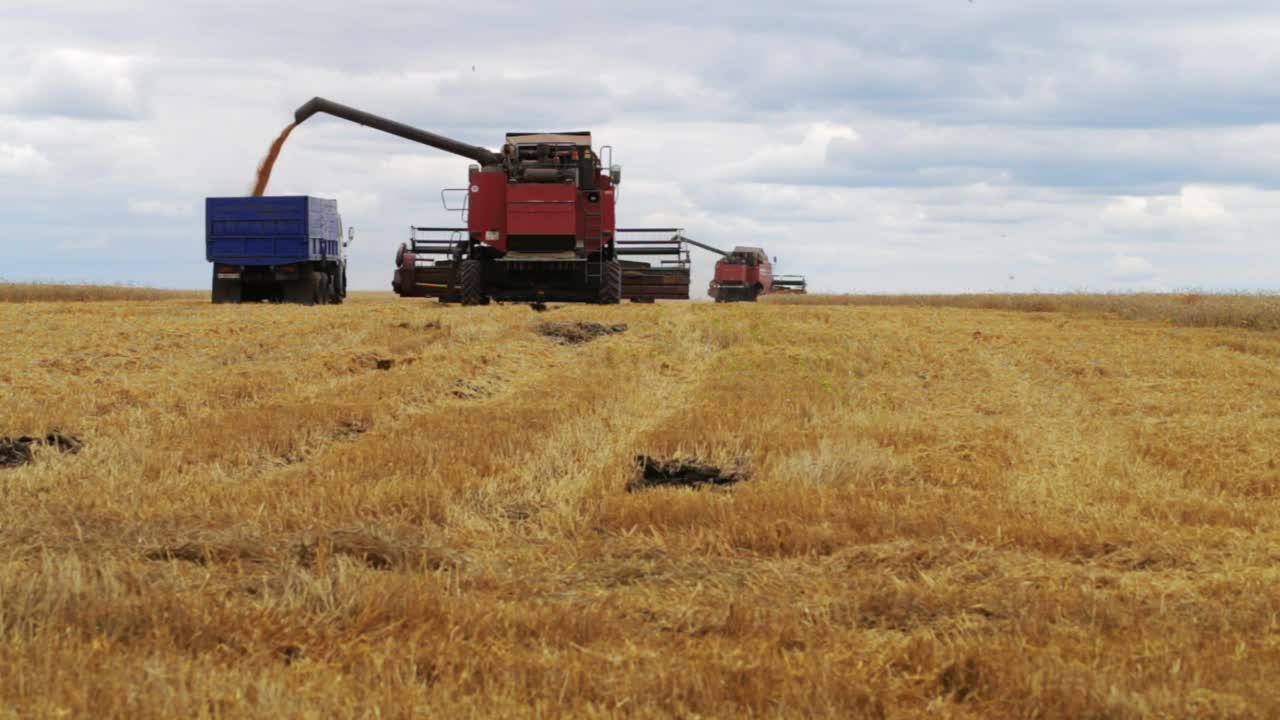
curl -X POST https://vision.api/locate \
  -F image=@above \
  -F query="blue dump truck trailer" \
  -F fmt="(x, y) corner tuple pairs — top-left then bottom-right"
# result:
(206, 196), (352, 304)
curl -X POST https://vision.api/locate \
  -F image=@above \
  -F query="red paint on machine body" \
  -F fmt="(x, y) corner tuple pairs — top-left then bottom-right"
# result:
(708, 247), (774, 302)
(289, 98), (688, 305)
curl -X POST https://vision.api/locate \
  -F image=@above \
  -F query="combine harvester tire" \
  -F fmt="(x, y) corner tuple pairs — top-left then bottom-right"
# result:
(459, 259), (485, 306)
(599, 260), (622, 304)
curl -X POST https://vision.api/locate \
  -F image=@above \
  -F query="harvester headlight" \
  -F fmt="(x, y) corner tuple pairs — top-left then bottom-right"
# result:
(485, 230), (499, 242)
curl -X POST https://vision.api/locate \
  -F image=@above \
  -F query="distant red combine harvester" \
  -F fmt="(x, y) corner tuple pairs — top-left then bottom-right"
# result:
(680, 239), (807, 302)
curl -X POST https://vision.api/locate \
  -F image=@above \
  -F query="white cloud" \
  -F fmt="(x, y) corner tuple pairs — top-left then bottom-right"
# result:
(57, 236), (109, 251)
(723, 122), (860, 181)
(1102, 185), (1233, 230)
(6, 48), (147, 119)
(1108, 254), (1157, 278)
(0, 143), (50, 176)
(375, 154), (463, 188)
(127, 199), (193, 217)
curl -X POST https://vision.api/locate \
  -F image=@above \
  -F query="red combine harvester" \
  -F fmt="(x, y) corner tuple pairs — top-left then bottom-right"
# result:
(293, 98), (690, 304)
(680, 238), (807, 302)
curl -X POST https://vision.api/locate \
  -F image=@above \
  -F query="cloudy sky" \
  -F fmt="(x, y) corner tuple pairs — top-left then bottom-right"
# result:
(3, 0), (1280, 293)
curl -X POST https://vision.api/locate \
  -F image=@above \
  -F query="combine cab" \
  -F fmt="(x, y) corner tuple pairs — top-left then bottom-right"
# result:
(291, 98), (690, 304)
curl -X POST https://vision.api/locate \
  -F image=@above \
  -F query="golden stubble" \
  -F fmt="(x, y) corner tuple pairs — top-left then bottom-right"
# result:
(2, 292), (1279, 718)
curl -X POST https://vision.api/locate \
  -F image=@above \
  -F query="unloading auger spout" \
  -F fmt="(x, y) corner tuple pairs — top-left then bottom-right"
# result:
(293, 97), (502, 167)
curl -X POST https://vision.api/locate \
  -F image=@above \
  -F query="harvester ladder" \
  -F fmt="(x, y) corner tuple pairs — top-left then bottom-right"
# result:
(584, 203), (605, 282)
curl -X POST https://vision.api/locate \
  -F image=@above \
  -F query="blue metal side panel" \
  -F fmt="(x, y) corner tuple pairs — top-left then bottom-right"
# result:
(206, 196), (340, 266)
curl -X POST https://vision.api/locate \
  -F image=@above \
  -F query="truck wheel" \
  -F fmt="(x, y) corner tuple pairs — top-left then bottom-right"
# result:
(598, 260), (622, 304)
(283, 268), (316, 305)
(459, 259), (484, 306)
(314, 273), (331, 305)
(334, 269), (347, 305)
(325, 272), (340, 304)
(212, 277), (240, 304)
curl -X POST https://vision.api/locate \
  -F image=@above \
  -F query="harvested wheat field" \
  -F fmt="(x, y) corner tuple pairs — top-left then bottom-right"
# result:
(4, 292), (1280, 718)
(0, 282), (198, 303)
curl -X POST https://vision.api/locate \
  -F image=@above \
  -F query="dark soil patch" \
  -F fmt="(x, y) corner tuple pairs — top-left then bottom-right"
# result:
(144, 536), (271, 564)
(143, 528), (466, 573)
(396, 320), (442, 330)
(536, 321), (628, 344)
(451, 380), (493, 400)
(145, 544), (209, 563)
(346, 352), (413, 373)
(0, 433), (83, 469)
(0, 440), (34, 469)
(295, 529), (467, 572)
(334, 418), (371, 440)
(627, 455), (749, 492)
(278, 645), (306, 665)
(296, 529), (404, 570)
